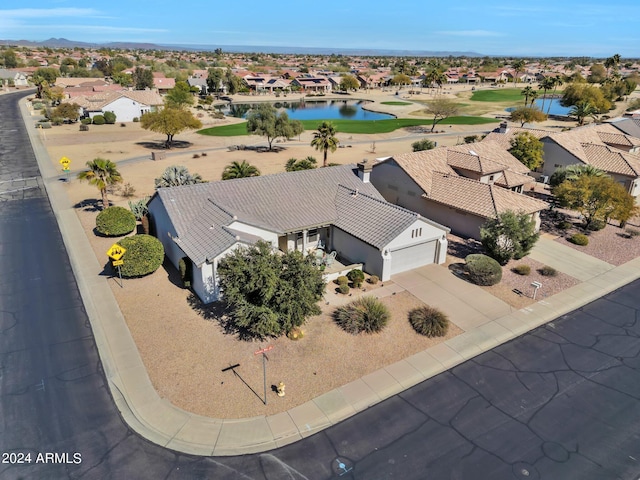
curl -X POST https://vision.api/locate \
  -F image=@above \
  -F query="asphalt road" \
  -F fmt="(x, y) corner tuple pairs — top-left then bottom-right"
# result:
(1, 90), (640, 479)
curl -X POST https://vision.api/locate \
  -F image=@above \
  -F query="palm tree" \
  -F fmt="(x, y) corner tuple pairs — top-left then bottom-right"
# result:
(528, 90), (539, 107)
(221, 160), (260, 180)
(521, 86), (535, 106)
(154, 165), (204, 189)
(565, 164), (607, 181)
(311, 121), (339, 167)
(546, 77), (564, 115)
(511, 59), (526, 86)
(569, 101), (598, 126)
(538, 77), (555, 113)
(76, 158), (122, 209)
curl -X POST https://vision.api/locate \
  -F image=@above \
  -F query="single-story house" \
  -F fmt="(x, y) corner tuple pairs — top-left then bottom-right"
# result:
(147, 164), (449, 304)
(369, 143), (547, 240)
(291, 77), (331, 92)
(0, 69), (29, 88)
(69, 90), (164, 122)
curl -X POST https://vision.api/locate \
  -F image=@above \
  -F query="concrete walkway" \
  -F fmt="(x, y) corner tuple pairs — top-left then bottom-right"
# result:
(19, 95), (640, 457)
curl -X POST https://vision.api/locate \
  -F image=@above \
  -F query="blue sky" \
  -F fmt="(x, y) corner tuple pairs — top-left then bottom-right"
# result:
(1, 1), (638, 57)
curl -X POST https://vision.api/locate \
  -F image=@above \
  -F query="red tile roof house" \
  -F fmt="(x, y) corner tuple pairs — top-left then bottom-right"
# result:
(483, 123), (640, 199)
(147, 164), (450, 304)
(67, 90), (164, 122)
(369, 143), (547, 240)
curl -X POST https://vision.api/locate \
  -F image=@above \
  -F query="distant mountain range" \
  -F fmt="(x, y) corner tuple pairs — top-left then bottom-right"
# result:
(0, 37), (484, 57)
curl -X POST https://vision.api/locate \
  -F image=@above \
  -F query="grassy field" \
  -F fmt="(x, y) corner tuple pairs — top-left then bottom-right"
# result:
(470, 88), (525, 102)
(198, 116), (499, 137)
(380, 101), (413, 106)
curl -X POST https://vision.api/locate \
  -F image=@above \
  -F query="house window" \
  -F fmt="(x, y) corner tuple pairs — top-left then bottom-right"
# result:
(308, 229), (318, 242)
(411, 228), (423, 238)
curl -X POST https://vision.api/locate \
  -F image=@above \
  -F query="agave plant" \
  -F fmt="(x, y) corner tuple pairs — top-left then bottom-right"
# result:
(154, 165), (205, 189)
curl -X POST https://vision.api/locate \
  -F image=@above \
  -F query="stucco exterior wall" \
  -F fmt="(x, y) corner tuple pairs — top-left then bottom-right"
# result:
(90, 96), (155, 122)
(541, 139), (584, 177)
(147, 197), (186, 268)
(330, 227), (384, 279)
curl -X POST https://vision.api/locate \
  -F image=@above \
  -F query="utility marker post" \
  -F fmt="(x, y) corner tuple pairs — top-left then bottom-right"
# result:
(531, 281), (542, 300)
(254, 345), (273, 405)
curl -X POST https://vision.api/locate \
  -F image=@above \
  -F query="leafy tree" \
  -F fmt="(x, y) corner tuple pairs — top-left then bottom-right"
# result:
(587, 64), (607, 84)
(207, 68), (224, 96)
(412, 138), (436, 152)
(133, 67), (154, 90)
(569, 101), (598, 126)
(217, 241), (325, 338)
(285, 156), (317, 171)
(424, 96), (459, 132)
(155, 165), (204, 188)
(561, 82), (611, 112)
(605, 54), (621, 78)
(165, 81), (194, 108)
(340, 74), (360, 92)
(224, 69), (241, 94)
(52, 103), (80, 122)
(140, 107), (202, 148)
(554, 175), (635, 229)
(509, 106), (547, 127)
(508, 132), (544, 170)
(480, 210), (540, 265)
(246, 103), (304, 150)
(391, 73), (411, 88)
(33, 67), (59, 99)
(3, 49), (18, 69)
(76, 158), (123, 209)
(221, 160), (260, 180)
(310, 121), (339, 167)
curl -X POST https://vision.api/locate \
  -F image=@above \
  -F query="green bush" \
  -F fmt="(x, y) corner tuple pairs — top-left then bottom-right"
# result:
(569, 233), (589, 246)
(557, 221), (572, 230)
(133, 117), (139, 122)
(117, 234), (164, 278)
(103, 111), (117, 124)
(412, 138), (436, 152)
(338, 283), (350, 295)
(335, 276), (349, 285)
(408, 306), (449, 337)
(512, 264), (531, 275)
(368, 275), (379, 285)
(92, 115), (105, 125)
(538, 265), (558, 277)
(178, 257), (192, 288)
(465, 254), (502, 286)
(334, 296), (390, 334)
(81, 117), (92, 125)
(51, 117), (63, 126)
(347, 269), (365, 287)
(95, 206), (136, 236)
(586, 219), (606, 231)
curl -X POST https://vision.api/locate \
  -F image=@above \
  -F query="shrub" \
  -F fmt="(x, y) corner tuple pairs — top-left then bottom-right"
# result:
(120, 123), (126, 127)
(408, 306), (449, 337)
(117, 234), (164, 278)
(80, 117), (92, 125)
(347, 269), (365, 287)
(538, 265), (558, 277)
(51, 117), (63, 126)
(338, 283), (350, 295)
(412, 138), (436, 152)
(334, 296), (390, 334)
(120, 182), (136, 198)
(95, 206), (136, 236)
(92, 115), (105, 125)
(368, 275), (379, 285)
(178, 257), (192, 288)
(557, 221), (572, 230)
(79, 124), (89, 132)
(335, 276), (349, 285)
(586, 219), (606, 231)
(512, 264), (531, 275)
(569, 233), (589, 246)
(465, 254), (502, 286)
(132, 117), (139, 122)
(103, 111), (116, 124)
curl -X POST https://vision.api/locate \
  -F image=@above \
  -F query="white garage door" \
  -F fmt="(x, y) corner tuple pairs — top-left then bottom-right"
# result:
(390, 240), (437, 275)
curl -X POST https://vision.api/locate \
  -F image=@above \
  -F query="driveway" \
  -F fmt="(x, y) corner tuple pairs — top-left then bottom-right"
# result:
(392, 264), (513, 331)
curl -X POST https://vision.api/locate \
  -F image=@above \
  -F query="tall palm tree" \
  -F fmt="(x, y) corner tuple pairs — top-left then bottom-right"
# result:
(538, 77), (555, 113)
(546, 77), (564, 115)
(569, 101), (598, 126)
(528, 90), (539, 107)
(521, 86), (535, 106)
(512, 59), (526, 86)
(154, 165), (204, 189)
(77, 158), (122, 209)
(311, 121), (339, 167)
(221, 160), (260, 180)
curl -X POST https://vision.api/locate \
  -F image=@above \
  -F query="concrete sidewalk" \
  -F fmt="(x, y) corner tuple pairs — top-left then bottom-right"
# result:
(20, 96), (640, 456)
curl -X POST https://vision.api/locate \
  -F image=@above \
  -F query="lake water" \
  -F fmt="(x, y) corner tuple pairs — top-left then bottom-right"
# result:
(506, 98), (571, 116)
(218, 100), (395, 121)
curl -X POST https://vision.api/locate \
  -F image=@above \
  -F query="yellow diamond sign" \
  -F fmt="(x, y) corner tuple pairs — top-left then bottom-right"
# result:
(107, 244), (126, 261)
(59, 156), (71, 167)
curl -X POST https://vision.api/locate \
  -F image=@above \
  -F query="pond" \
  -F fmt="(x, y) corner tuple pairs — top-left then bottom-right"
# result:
(217, 100), (395, 121)
(506, 98), (572, 117)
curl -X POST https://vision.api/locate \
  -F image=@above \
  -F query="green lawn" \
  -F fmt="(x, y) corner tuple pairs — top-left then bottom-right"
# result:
(380, 101), (413, 106)
(470, 88), (525, 103)
(198, 116), (499, 137)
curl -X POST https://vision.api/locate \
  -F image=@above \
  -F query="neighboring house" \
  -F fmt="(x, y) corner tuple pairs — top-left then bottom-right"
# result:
(147, 164), (449, 304)
(369, 143), (547, 240)
(0, 69), (28, 88)
(291, 77), (331, 92)
(607, 116), (640, 138)
(69, 90), (164, 122)
(55, 78), (109, 89)
(187, 76), (209, 95)
(483, 123), (640, 198)
(152, 73), (175, 94)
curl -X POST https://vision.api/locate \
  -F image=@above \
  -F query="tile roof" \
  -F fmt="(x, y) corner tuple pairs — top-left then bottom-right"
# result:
(581, 144), (640, 177)
(429, 173), (547, 218)
(545, 123), (634, 162)
(152, 165), (415, 265)
(481, 126), (550, 150)
(450, 141), (532, 174)
(597, 131), (640, 148)
(388, 149), (456, 194)
(446, 150), (508, 175)
(66, 90), (164, 110)
(495, 169), (536, 188)
(608, 117), (640, 138)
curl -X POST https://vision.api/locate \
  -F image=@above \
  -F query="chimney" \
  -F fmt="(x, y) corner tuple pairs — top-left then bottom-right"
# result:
(357, 159), (373, 183)
(498, 121), (509, 133)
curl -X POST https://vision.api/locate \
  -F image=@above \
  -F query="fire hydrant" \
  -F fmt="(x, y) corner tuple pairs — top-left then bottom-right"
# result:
(277, 382), (286, 397)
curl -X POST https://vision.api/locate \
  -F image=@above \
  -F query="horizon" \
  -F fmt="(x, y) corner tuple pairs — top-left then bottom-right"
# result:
(1, 2), (639, 57)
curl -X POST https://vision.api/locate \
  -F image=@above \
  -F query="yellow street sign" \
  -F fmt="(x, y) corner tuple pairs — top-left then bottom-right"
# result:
(106, 244), (126, 261)
(112, 259), (124, 266)
(59, 156), (71, 166)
